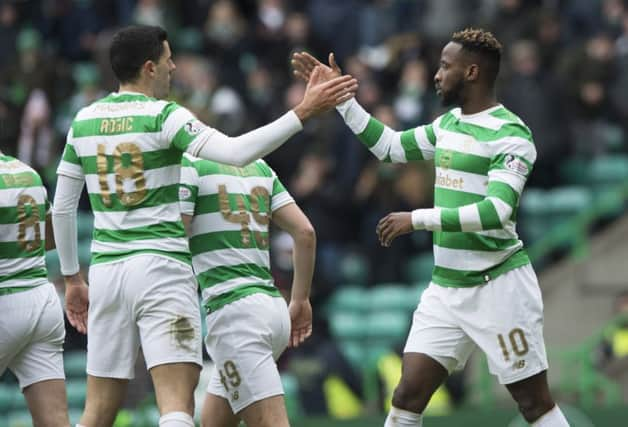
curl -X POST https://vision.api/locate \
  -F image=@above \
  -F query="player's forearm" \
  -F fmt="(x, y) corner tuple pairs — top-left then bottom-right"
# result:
(412, 197), (513, 232)
(45, 214), (55, 251)
(336, 98), (408, 163)
(290, 225), (316, 302)
(188, 111), (303, 167)
(52, 174), (83, 276)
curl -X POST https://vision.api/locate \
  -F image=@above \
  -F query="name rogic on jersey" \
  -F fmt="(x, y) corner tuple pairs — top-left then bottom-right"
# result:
(57, 92), (211, 266)
(356, 104), (536, 287)
(0, 155), (49, 293)
(179, 154), (294, 313)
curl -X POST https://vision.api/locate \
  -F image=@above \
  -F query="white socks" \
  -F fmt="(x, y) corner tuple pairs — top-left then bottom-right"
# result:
(384, 406), (422, 427)
(159, 411), (195, 427)
(532, 405), (570, 426)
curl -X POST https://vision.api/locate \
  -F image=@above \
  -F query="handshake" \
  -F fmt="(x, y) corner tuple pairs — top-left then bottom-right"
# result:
(290, 51), (357, 122)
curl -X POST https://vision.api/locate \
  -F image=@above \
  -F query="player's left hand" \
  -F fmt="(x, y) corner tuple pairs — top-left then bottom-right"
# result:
(376, 212), (413, 247)
(288, 299), (312, 348)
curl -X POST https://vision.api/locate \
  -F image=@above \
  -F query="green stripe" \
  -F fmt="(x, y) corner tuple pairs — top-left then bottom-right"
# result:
(273, 178), (286, 196)
(0, 204), (46, 224)
(400, 129), (423, 161)
(190, 231), (270, 254)
(478, 199), (502, 229)
(488, 181), (519, 209)
(357, 118), (385, 148)
(0, 242), (44, 259)
(62, 143), (81, 165)
(431, 250), (530, 287)
(0, 171), (42, 189)
(489, 107), (521, 123)
(434, 188), (483, 208)
(72, 115), (163, 137)
(0, 284), (44, 296)
(91, 249), (191, 266)
(435, 149), (490, 175)
(88, 184), (179, 211)
(0, 266), (47, 283)
(439, 113), (532, 142)
(204, 284), (280, 313)
(196, 263), (272, 290)
(433, 232), (520, 252)
(98, 93), (156, 103)
(440, 209), (462, 232)
(190, 159), (272, 178)
(194, 193), (271, 216)
(93, 221), (185, 243)
(425, 124), (436, 145)
(171, 122), (198, 151)
(79, 147), (182, 174)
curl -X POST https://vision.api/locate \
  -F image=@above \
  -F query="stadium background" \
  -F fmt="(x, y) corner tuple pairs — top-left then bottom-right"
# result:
(2, 0), (628, 425)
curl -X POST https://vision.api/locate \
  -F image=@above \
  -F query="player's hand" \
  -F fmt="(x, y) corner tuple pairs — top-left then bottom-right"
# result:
(288, 299), (312, 348)
(376, 212), (413, 247)
(64, 274), (89, 334)
(292, 52), (342, 83)
(293, 67), (358, 121)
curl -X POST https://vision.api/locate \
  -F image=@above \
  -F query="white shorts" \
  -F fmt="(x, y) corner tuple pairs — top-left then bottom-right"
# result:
(0, 283), (65, 389)
(205, 293), (291, 414)
(404, 264), (548, 384)
(87, 255), (202, 379)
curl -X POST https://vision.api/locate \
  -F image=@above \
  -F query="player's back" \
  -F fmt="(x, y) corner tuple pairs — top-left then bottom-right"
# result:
(57, 92), (191, 266)
(0, 155), (49, 292)
(180, 154), (293, 313)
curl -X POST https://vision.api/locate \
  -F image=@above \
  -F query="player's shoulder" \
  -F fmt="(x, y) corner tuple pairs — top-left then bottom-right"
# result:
(0, 155), (44, 187)
(490, 106), (533, 140)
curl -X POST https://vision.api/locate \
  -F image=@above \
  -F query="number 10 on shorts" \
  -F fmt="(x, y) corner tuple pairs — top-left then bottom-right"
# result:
(497, 328), (529, 362)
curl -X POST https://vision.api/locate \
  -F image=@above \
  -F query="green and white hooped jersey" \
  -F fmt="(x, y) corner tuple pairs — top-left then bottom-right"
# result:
(179, 154), (294, 313)
(353, 104), (536, 287)
(57, 92), (211, 266)
(0, 155), (49, 294)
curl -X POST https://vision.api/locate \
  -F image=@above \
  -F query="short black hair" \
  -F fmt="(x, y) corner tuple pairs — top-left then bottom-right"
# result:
(109, 25), (168, 83)
(451, 28), (502, 85)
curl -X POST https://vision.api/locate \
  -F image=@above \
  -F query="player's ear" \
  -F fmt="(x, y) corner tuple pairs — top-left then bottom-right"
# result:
(143, 60), (157, 78)
(466, 63), (480, 82)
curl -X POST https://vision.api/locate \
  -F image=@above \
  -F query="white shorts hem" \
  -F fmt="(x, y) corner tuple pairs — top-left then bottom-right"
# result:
(231, 390), (285, 414)
(19, 374), (65, 390)
(86, 368), (134, 380)
(499, 364), (548, 385)
(145, 357), (203, 371)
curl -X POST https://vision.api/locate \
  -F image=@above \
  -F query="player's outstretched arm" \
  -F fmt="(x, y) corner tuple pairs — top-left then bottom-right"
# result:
(292, 51), (436, 164)
(52, 174), (89, 334)
(272, 202), (316, 348)
(182, 69), (358, 167)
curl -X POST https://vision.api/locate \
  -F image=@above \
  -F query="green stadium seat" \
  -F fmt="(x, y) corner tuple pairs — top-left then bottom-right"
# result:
(329, 312), (367, 341)
(403, 252), (434, 284)
(8, 388), (25, 410)
(365, 311), (409, 346)
(7, 410), (30, 427)
(281, 373), (302, 420)
(368, 283), (417, 313)
(77, 212), (94, 240)
(559, 157), (590, 186)
(68, 409), (83, 425)
(326, 286), (369, 314)
(546, 187), (592, 215)
(78, 240), (92, 267)
(45, 251), (61, 280)
(66, 379), (87, 409)
(338, 252), (369, 285)
(339, 340), (365, 370)
(64, 351), (87, 378)
(589, 155), (628, 186)
(0, 385), (14, 415)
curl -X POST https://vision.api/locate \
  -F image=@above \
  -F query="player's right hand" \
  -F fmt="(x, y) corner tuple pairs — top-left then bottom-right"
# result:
(64, 274), (89, 334)
(288, 299), (313, 348)
(293, 69), (358, 121)
(292, 52), (342, 83)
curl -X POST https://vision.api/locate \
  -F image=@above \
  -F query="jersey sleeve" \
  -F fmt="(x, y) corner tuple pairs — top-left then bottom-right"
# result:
(161, 102), (216, 153)
(413, 123), (536, 232)
(336, 98), (437, 162)
(179, 154), (200, 216)
(56, 128), (85, 179)
(269, 166), (294, 212)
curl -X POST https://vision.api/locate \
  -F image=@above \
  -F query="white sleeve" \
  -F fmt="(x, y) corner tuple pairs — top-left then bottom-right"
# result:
(186, 111), (303, 167)
(52, 174), (84, 275)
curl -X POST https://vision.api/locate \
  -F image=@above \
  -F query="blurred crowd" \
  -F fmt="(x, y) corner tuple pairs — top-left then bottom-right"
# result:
(1, 0), (628, 303)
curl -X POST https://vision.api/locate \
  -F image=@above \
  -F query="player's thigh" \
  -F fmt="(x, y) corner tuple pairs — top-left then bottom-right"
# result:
(200, 392), (240, 427)
(150, 362), (201, 415)
(23, 379), (70, 427)
(461, 265), (548, 385)
(239, 395), (290, 427)
(9, 284), (65, 390)
(87, 262), (140, 379)
(403, 284), (476, 374)
(134, 256), (202, 372)
(205, 294), (290, 415)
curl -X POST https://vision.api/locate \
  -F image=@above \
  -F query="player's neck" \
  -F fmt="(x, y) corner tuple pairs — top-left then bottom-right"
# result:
(460, 91), (498, 115)
(118, 81), (154, 98)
